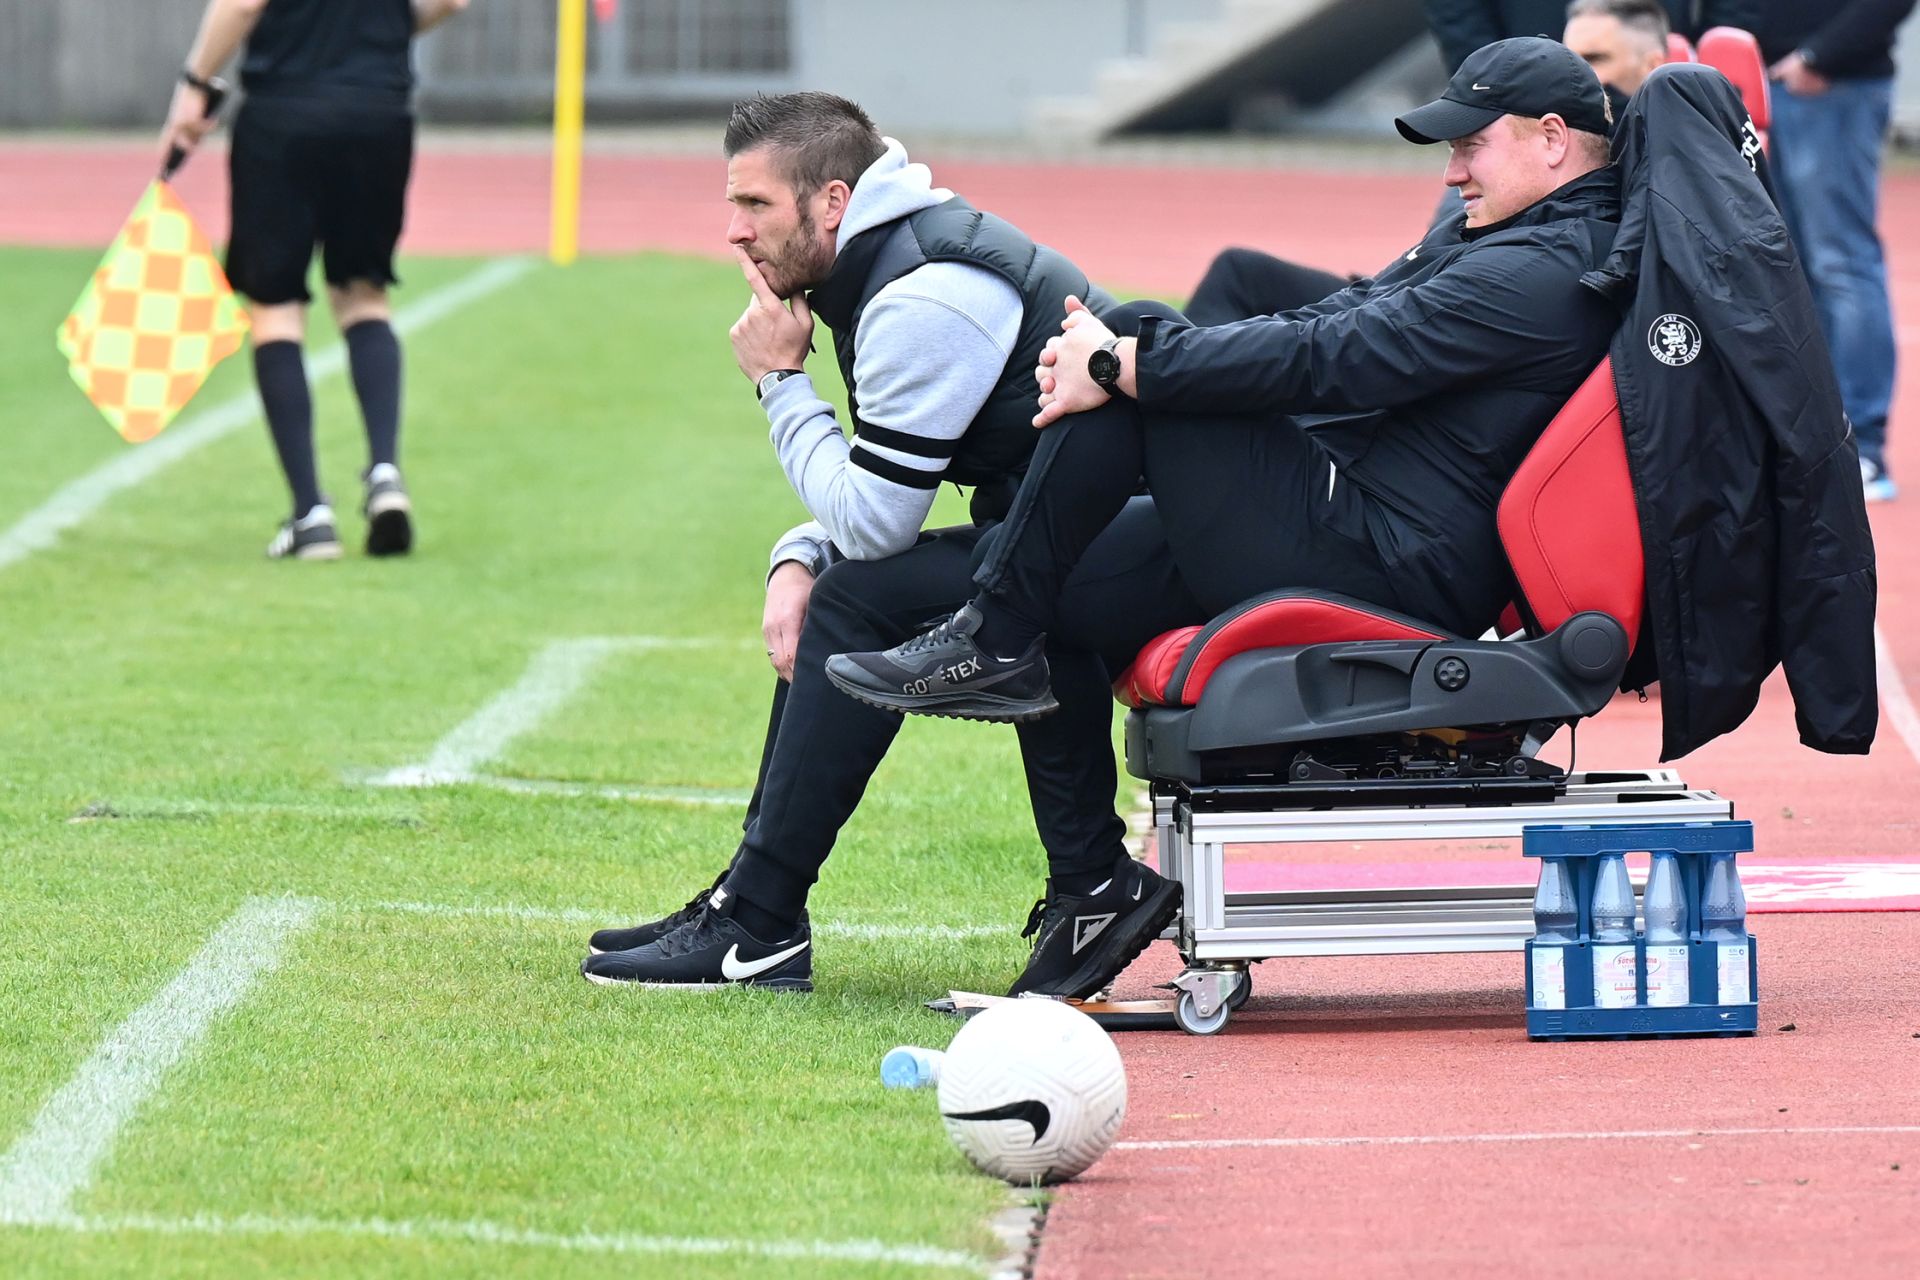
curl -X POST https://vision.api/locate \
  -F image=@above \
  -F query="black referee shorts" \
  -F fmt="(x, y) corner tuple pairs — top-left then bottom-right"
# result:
(226, 96), (415, 306)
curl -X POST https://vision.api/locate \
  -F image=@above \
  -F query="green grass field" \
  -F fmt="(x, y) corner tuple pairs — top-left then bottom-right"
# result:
(0, 247), (1103, 1277)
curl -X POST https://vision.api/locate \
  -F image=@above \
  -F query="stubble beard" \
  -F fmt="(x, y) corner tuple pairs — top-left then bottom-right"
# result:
(771, 203), (835, 300)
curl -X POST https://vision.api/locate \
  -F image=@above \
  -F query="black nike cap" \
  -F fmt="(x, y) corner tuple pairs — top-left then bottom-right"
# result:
(1396, 36), (1614, 144)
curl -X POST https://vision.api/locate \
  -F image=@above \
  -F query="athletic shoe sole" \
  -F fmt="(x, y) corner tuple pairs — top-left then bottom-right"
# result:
(365, 503), (413, 557)
(292, 541), (344, 561)
(824, 666), (1059, 723)
(1025, 880), (1184, 1000)
(580, 970), (813, 992)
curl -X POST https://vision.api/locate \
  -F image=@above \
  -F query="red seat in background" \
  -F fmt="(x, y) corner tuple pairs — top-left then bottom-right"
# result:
(1696, 26), (1770, 151)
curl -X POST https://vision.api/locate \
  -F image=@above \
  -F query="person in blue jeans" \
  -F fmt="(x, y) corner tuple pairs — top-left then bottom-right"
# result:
(1760, 0), (1916, 502)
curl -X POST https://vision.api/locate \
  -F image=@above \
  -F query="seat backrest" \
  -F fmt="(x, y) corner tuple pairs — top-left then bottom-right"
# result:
(1496, 358), (1644, 652)
(1666, 32), (1696, 64)
(1696, 26), (1770, 129)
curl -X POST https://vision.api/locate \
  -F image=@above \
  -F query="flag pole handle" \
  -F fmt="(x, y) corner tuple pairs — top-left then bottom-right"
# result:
(160, 79), (230, 182)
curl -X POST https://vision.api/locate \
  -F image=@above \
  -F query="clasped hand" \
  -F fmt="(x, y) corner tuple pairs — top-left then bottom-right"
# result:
(730, 246), (814, 383)
(1032, 295), (1114, 428)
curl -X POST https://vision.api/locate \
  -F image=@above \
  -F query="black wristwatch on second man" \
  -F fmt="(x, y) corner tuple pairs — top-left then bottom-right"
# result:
(1087, 337), (1123, 396)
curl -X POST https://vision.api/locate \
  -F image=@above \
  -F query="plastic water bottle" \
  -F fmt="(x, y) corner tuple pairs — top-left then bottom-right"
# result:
(880, 1046), (944, 1090)
(1702, 850), (1751, 1003)
(1642, 851), (1690, 1007)
(1529, 858), (1578, 1009)
(1590, 852), (1638, 1008)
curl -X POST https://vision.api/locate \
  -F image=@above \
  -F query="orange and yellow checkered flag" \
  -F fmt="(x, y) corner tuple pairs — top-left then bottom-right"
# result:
(57, 182), (249, 444)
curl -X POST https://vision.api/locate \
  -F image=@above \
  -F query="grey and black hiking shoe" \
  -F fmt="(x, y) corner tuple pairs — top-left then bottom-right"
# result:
(265, 503), (343, 560)
(587, 874), (810, 956)
(581, 887), (813, 992)
(824, 604), (1058, 722)
(363, 463), (413, 556)
(1006, 856), (1182, 999)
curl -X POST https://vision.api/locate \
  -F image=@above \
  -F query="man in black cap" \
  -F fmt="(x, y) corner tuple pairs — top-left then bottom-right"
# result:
(832, 37), (1622, 744)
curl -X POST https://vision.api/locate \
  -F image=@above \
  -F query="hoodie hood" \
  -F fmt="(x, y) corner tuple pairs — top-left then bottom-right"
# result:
(835, 138), (952, 251)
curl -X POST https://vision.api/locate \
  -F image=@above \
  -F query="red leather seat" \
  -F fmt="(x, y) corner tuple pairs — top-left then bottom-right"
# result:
(1696, 26), (1771, 136)
(1112, 359), (1643, 709)
(1667, 33), (1697, 63)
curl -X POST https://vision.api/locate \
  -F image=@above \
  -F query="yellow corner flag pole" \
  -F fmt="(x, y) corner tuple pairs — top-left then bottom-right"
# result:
(550, 0), (588, 265)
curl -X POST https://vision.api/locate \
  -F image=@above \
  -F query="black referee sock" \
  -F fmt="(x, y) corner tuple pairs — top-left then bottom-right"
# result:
(345, 319), (403, 468)
(253, 340), (322, 518)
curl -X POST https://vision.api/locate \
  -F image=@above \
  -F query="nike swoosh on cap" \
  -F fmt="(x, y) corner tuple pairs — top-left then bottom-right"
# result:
(1472, 82), (1492, 90)
(721, 939), (810, 980)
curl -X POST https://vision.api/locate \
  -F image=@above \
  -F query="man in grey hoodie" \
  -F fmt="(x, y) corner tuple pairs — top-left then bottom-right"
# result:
(581, 93), (1181, 996)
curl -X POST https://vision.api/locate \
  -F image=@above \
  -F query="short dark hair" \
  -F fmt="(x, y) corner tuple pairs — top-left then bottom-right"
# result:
(723, 92), (886, 197)
(1565, 0), (1671, 47)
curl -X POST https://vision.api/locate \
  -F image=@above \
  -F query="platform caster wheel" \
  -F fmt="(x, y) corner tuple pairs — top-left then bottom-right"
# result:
(1225, 971), (1251, 1011)
(1175, 990), (1232, 1035)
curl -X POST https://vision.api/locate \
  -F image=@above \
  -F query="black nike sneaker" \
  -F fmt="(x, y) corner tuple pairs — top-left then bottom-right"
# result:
(590, 872), (721, 955)
(580, 888), (813, 992)
(824, 603), (1057, 722)
(1007, 856), (1182, 999)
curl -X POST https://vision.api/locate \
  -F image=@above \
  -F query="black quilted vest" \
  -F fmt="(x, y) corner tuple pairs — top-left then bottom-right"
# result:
(807, 197), (1107, 523)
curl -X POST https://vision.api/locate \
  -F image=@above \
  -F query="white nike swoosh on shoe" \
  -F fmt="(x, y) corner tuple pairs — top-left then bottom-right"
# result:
(1130, 881), (1143, 901)
(721, 940), (810, 980)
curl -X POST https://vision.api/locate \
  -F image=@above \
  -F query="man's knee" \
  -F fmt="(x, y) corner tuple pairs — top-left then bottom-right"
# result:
(1104, 297), (1186, 337)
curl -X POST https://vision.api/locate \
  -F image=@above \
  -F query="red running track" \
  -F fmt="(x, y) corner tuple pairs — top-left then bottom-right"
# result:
(6, 133), (1918, 1278)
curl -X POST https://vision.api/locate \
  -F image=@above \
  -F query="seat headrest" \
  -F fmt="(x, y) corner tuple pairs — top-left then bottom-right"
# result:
(1695, 27), (1770, 130)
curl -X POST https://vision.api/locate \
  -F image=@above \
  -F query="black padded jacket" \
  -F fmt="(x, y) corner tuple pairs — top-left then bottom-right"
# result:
(1583, 63), (1877, 758)
(1131, 169), (1622, 638)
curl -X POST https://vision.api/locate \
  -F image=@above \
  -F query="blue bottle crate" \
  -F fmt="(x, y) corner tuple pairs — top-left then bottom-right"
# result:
(1521, 820), (1758, 1040)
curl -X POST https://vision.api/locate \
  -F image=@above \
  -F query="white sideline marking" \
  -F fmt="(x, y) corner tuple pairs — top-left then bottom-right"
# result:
(0, 258), (534, 576)
(370, 637), (724, 788)
(0, 897), (322, 1224)
(460, 772), (751, 807)
(1873, 623), (1920, 768)
(1114, 1124), (1920, 1153)
(364, 899), (1002, 941)
(32, 1210), (984, 1272)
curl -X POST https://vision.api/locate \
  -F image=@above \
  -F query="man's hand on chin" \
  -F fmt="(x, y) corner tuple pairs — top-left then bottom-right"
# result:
(730, 245), (815, 383)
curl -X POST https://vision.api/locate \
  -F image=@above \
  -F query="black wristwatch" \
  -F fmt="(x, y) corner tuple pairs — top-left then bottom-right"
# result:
(1087, 337), (1123, 395)
(756, 368), (803, 401)
(180, 67), (226, 94)
(180, 67), (231, 110)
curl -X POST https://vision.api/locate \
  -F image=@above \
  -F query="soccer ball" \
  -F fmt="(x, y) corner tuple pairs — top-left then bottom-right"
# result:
(937, 998), (1128, 1185)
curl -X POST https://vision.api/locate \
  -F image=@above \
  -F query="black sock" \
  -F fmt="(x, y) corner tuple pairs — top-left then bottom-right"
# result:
(969, 597), (1045, 661)
(729, 890), (801, 941)
(253, 340), (321, 517)
(345, 319), (403, 468)
(1051, 860), (1121, 899)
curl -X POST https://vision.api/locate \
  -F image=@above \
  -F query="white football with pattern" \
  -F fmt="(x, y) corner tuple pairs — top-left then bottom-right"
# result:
(937, 999), (1128, 1185)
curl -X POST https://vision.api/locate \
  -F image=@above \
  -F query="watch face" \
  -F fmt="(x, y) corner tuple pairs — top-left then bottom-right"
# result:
(1088, 346), (1120, 388)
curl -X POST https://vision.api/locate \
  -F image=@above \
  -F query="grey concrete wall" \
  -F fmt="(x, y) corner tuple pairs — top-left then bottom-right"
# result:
(792, 0), (1221, 136)
(0, 0), (211, 127)
(1896, 11), (1920, 139)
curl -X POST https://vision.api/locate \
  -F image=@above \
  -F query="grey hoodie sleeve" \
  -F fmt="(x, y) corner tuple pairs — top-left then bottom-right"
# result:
(767, 520), (838, 579)
(762, 260), (1022, 561)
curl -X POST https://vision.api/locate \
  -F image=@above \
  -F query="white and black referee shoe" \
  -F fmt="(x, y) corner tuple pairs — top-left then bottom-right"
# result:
(580, 887), (812, 992)
(265, 503), (343, 560)
(362, 463), (413, 557)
